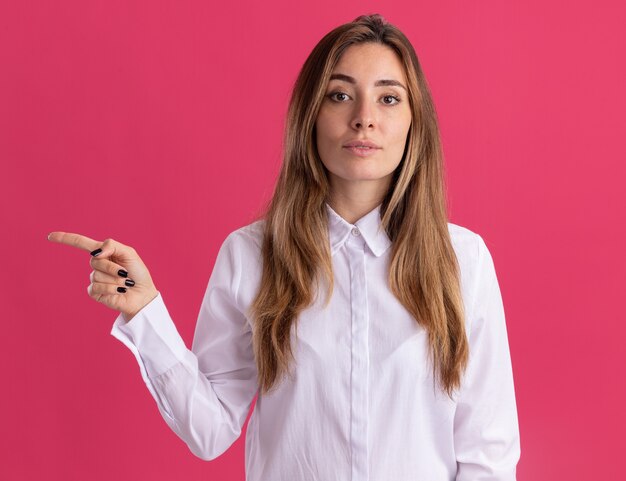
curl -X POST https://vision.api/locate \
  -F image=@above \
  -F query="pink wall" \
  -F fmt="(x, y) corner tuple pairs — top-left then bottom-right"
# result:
(2, 1), (624, 480)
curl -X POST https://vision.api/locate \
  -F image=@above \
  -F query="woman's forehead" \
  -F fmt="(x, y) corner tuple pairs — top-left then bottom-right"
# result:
(330, 43), (407, 83)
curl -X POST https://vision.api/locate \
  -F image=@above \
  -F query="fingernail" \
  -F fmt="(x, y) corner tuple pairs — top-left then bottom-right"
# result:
(90, 248), (102, 257)
(117, 287), (127, 293)
(125, 279), (135, 287)
(117, 269), (128, 278)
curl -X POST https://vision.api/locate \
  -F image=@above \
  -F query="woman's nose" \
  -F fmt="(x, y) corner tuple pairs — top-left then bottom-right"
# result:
(350, 98), (376, 130)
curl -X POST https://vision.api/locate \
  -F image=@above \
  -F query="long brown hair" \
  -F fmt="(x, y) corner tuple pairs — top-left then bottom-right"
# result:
(249, 13), (468, 400)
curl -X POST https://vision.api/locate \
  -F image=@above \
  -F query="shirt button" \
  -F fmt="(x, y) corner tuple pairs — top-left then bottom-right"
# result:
(351, 227), (361, 236)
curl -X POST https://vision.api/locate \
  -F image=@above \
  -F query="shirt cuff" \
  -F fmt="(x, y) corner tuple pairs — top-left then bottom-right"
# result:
(110, 292), (189, 378)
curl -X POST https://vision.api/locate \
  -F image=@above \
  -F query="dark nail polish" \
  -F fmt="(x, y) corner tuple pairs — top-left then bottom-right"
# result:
(118, 269), (128, 278)
(90, 248), (102, 257)
(117, 287), (127, 293)
(125, 279), (135, 287)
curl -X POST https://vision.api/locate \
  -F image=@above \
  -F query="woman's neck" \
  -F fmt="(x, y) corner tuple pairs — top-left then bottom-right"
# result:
(326, 192), (384, 224)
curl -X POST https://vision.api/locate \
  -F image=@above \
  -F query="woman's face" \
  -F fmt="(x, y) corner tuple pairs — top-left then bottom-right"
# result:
(315, 42), (412, 198)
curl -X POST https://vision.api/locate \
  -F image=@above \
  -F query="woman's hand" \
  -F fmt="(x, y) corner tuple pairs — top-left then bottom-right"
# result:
(47, 232), (159, 322)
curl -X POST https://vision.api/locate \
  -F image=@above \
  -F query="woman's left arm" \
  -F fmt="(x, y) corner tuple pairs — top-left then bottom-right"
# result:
(453, 235), (521, 481)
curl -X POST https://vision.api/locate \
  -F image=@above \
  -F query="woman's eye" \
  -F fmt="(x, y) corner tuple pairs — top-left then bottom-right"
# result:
(382, 95), (401, 105)
(328, 91), (350, 102)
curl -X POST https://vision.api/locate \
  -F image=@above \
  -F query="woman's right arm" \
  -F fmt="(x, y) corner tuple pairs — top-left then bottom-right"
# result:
(48, 231), (259, 461)
(110, 232), (259, 461)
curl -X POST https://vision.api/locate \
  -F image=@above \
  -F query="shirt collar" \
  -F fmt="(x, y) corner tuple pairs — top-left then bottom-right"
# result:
(325, 202), (392, 257)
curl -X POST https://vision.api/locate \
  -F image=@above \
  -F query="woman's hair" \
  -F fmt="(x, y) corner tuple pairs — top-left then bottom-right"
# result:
(249, 13), (468, 400)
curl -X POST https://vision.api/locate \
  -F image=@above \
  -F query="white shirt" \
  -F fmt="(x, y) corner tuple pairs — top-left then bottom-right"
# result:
(111, 202), (520, 481)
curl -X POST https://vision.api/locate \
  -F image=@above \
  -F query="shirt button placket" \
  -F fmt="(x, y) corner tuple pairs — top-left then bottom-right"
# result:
(347, 227), (369, 481)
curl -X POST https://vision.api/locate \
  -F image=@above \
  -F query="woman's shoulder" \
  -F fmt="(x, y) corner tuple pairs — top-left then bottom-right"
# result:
(447, 222), (484, 254)
(224, 217), (266, 255)
(221, 218), (266, 309)
(446, 221), (491, 275)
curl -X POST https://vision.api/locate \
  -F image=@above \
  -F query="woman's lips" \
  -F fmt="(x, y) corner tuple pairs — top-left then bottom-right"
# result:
(343, 146), (380, 157)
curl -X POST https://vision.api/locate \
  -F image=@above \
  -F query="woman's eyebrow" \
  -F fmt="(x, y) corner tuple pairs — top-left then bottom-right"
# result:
(329, 73), (407, 91)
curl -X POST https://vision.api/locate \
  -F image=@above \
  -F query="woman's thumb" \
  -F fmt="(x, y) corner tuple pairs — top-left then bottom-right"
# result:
(90, 238), (138, 264)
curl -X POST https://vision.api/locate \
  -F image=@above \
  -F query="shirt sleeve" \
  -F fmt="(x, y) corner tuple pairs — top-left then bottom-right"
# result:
(110, 231), (259, 461)
(454, 235), (521, 480)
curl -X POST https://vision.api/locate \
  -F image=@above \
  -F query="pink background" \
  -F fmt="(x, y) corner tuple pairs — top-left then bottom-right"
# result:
(2, 1), (624, 480)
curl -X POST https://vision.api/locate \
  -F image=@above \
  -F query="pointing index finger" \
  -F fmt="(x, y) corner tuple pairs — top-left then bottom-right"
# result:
(47, 231), (102, 253)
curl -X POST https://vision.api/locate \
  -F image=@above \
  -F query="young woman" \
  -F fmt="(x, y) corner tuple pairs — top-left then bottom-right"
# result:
(49, 13), (520, 481)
